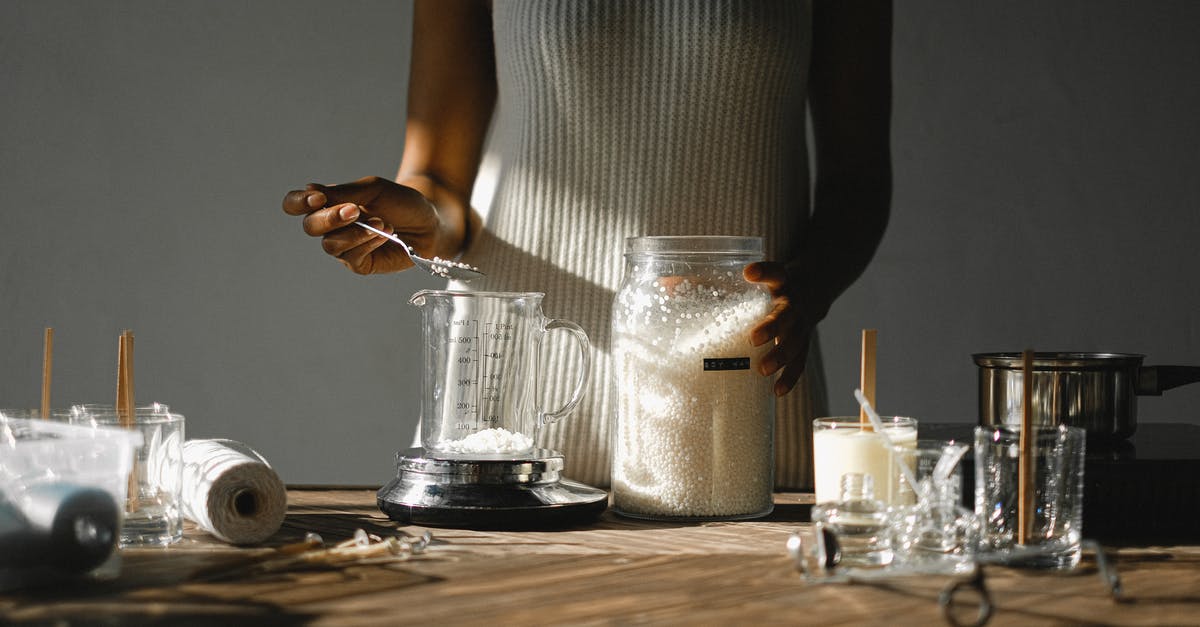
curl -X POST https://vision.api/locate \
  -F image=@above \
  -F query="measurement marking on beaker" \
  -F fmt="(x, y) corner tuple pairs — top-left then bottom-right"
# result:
(450, 321), (510, 434)
(474, 320), (483, 433)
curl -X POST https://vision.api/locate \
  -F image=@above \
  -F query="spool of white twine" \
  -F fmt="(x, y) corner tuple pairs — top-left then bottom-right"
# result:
(180, 439), (287, 545)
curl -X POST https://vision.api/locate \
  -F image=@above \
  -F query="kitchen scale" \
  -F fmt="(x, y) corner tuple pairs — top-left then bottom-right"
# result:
(377, 448), (607, 529)
(377, 289), (607, 529)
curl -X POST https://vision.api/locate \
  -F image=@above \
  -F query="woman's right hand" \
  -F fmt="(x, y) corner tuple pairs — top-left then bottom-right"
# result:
(281, 176), (445, 275)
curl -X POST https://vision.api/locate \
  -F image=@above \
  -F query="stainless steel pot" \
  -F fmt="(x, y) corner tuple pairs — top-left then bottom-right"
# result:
(973, 352), (1200, 440)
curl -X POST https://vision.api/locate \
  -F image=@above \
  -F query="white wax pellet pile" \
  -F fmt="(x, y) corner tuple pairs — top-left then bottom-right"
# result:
(430, 256), (481, 279)
(438, 428), (533, 454)
(612, 275), (774, 518)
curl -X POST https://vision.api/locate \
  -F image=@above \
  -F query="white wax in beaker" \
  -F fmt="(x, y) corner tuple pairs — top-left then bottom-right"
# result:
(437, 428), (534, 455)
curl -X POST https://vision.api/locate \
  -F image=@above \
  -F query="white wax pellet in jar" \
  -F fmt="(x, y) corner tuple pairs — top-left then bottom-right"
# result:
(611, 265), (775, 520)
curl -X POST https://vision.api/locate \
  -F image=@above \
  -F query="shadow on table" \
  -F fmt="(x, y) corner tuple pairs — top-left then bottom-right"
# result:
(762, 502), (812, 524)
(3, 555), (438, 625)
(273, 513), (402, 545)
(2, 605), (314, 626)
(1, 586), (317, 626)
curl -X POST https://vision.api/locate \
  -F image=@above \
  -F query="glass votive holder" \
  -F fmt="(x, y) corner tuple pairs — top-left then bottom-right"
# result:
(888, 440), (977, 574)
(812, 416), (918, 505)
(69, 405), (185, 546)
(69, 403), (171, 420)
(891, 439), (970, 507)
(0, 409), (63, 420)
(973, 424), (1086, 570)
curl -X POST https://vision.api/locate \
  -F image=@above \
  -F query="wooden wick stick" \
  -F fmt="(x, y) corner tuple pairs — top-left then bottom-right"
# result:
(123, 330), (135, 423)
(116, 332), (123, 419)
(117, 330), (138, 510)
(1018, 349), (1036, 546)
(117, 332), (128, 425)
(859, 329), (877, 430)
(41, 327), (54, 419)
(116, 331), (136, 427)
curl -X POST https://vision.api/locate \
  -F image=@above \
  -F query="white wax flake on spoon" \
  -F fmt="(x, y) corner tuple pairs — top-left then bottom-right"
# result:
(354, 221), (484, 281)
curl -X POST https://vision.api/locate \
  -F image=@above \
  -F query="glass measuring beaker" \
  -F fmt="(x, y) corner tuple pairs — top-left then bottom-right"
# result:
(411, 290), (591, 456)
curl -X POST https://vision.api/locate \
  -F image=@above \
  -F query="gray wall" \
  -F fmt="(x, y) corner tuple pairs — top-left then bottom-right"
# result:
(1, 0), (422, 485)
(2, 1), (1197, 485)
(820, 1), (1200, 424)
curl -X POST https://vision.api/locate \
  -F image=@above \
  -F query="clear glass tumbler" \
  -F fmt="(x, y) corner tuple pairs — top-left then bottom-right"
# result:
(70, 405), (185, 546)
(889, 439), (978, 575)
(974, 424), (1086, 570)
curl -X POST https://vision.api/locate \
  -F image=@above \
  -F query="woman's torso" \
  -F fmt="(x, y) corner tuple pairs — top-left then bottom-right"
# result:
(454, 0), (820, 488)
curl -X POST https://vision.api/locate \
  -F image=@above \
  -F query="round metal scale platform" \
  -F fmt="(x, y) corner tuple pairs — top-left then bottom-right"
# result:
(376, 448), (608, 529)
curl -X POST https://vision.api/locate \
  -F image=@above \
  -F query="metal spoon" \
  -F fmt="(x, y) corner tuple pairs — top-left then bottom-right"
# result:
(354, 221), (484, 282)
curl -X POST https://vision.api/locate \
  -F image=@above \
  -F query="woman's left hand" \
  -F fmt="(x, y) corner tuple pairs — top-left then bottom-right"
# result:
(743, 261), (817, 397)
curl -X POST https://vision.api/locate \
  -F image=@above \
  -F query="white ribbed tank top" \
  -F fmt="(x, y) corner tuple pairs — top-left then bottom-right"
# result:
(453, 0), (825, 489)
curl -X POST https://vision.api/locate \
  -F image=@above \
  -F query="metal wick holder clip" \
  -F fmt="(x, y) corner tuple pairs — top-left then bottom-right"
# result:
(787, 529), (1124, 627)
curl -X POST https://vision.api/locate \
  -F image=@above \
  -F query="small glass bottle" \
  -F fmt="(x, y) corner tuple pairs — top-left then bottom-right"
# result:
(810, 473), (893, 568)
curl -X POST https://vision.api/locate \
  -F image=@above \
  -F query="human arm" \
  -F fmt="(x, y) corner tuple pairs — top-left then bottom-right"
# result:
(746, 0), (893, 395)
(281, 0), (495, 274)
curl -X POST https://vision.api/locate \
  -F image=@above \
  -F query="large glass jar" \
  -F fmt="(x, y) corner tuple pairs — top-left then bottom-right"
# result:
(610, 236), (775, 520)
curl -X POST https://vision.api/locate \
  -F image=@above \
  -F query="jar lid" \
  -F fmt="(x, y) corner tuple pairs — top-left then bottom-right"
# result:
(625, 235), (763, 255)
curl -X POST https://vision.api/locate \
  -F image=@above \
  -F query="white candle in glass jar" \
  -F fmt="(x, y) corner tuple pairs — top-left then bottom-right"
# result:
(812, 417), (918, 505)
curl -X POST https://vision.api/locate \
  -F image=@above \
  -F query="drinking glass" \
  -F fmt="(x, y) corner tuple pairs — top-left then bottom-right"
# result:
(70, 406), (185, 546)
(890, 440), (978, 574)
(974, 424), (1086, 570)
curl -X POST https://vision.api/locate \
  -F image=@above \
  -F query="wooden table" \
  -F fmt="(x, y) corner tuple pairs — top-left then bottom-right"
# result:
(2, 489), (1198, 625)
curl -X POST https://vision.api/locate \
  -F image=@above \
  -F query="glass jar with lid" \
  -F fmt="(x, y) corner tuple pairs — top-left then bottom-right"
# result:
(610, 235), (775, 520)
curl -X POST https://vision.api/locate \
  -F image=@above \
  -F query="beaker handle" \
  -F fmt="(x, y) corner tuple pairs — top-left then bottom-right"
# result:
(539, 319), (591, 426)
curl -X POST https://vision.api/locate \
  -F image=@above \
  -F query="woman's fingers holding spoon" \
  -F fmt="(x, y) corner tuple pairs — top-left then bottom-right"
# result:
(326, 218), (412, 274)
(303, 203), (361, 236)
(284, 180), (379, 218)
(282, 188), (325, 216)
(322, 216), (385, 255)
(337, 230), (395, 274)
(288, 177), (421, 222)
(320, 215), (366, 252)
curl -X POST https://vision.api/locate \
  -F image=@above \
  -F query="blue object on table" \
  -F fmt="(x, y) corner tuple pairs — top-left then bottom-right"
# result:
(0, 482), (120, 575)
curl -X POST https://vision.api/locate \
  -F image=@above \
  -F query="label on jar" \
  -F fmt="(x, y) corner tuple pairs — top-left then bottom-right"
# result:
(703, 357), (751, 371)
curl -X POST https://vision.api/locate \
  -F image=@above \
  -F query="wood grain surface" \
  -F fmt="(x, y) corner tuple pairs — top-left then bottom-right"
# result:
(1, 489), (1197, 626)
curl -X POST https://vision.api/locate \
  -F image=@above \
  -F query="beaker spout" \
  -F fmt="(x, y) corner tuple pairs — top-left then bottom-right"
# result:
(409, 290), (434, 307)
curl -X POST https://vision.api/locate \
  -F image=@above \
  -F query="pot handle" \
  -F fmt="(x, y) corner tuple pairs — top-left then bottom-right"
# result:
(1137, 366), (1200, 396)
